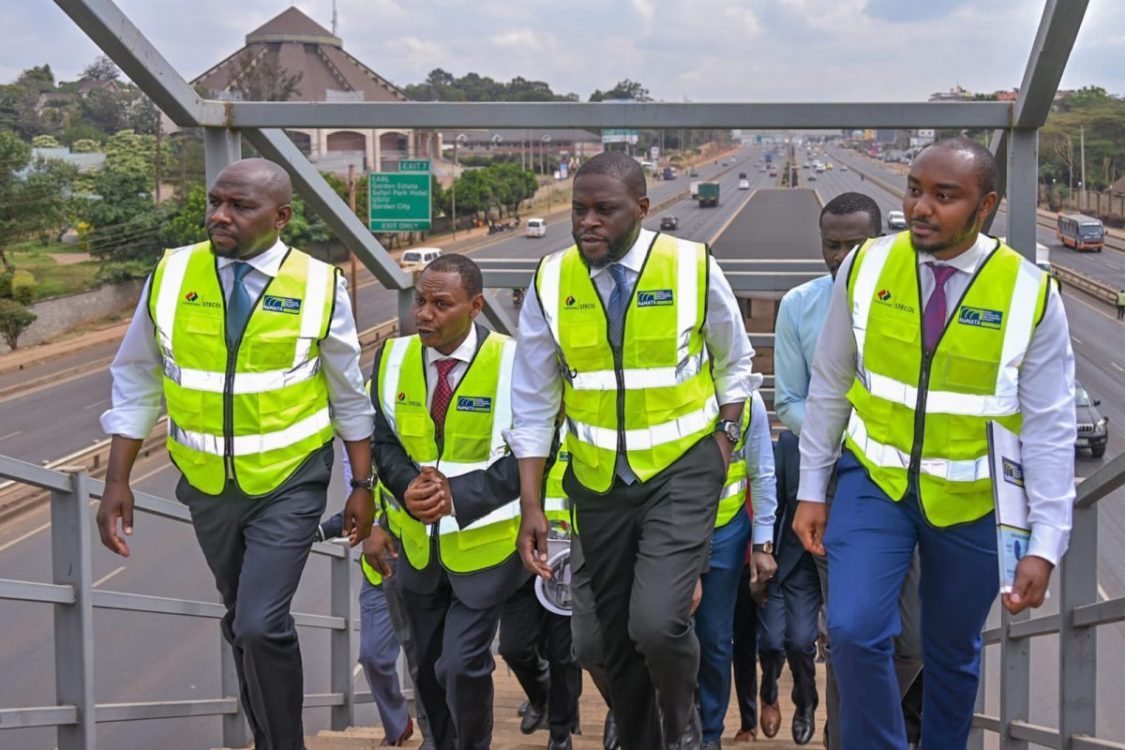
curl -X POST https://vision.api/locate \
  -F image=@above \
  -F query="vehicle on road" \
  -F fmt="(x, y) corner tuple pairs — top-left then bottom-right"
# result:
(663, 166), (678, 180)
(690, 181), (701, 199)
(525, 217), (546, 238)
(697, 182), (720, 208)
(827, 162), (834, 170)
(660, 216), (680, 231)
(767, 166), (779, 178)
(738, 178), (750, 190)
(840, 165), (848, 172)
(807, 174), (817, 182)
(887, 210), (908, 230)
(1057, 213), (1105, 252)
(1075, 381), (1108, 458)
(399, 247), (442, 271)
(688, 168), (698, 177)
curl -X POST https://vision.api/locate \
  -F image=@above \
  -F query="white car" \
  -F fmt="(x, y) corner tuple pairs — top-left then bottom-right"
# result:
(399, 247), (443, 271)
(887, 210), (908, 231)
(738, 179), (750, 190)
(525, 217), (546, 238)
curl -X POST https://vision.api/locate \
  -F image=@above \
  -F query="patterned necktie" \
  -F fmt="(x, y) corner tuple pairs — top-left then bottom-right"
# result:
(430, 358), (458, 441)
(605, 262), (638, 484)
(226, 261), (253, 346)
(923, 263), (958, 354)
(607, 262), (631, 347)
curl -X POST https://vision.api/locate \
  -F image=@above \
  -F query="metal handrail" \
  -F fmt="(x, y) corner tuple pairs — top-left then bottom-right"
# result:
(0, 452), (369, 748)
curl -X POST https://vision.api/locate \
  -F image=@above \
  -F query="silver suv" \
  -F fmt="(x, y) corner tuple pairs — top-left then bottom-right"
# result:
(1075, 381), (1108, 458)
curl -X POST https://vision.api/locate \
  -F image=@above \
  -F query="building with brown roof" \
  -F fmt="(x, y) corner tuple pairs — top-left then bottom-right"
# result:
(192, 7), (439, 174)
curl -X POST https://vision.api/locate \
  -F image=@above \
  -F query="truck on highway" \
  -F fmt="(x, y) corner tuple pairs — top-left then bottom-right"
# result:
(690, 181), (701, 199)
(697, 181), (719, 207)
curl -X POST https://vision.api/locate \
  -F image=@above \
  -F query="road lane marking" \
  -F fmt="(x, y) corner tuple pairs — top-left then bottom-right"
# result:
(93, 565), (126, 587)
(1100, 584), (1110, 602)
(83, 398), (110, 411)
(1072, 336), (1082, 345)
(1113, 362), (1125, 374)
(1062, 288), (1119, 323)
(0, 430), (22, 444)
(0, 520), (51, 553)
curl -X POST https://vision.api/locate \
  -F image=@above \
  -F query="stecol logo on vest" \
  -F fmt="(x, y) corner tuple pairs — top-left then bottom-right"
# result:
(877, 289), (892, 302)
(563, 295), (596, 311)
(875, 288), (915, 314)
(263, 295), (302, 315)
(456, 396), (493, 413)
(958, 306), (1003, 330)
(183, 291), (220, 309)
(636, 289), (674, 307)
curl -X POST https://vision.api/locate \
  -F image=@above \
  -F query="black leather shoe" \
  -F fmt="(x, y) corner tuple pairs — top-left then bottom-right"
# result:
(792, 705), (816, 746)
(701, 740), (722, 750)
(602, 709), (620, 750)
(521, 700), (547, 734)
(666, 707), (702, 750)
(548, 736), (573, 750)
(571, 705), (582, 735)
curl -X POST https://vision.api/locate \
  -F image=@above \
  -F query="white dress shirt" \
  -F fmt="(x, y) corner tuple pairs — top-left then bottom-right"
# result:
(100, 239), (374, 442)
(423, 324), (478, 408)
(745, 391), (778, 545)
(506, 228), (761, 459)
(797, 233), (1076, 565)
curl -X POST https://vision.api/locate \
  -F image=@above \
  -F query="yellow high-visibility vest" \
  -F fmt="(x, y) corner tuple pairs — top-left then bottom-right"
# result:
(149, 242), (336, 496)
(845, 232), (1049, 526)
(534, 233), (717, 493)
(375, 332), (520, 574)
(715, 404), (754, 529)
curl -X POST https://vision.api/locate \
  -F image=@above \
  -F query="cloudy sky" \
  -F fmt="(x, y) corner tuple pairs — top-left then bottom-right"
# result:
(2, 0), (1121, 102)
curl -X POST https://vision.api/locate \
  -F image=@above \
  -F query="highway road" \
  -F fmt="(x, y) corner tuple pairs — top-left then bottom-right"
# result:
(2, 140), (1124, 748)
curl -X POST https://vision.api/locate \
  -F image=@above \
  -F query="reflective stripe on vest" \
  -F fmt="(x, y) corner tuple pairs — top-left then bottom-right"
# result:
(534, 233), (717, 492)
(376, 332), (520, 574)
(844, 232), (1048, 526)
(150, 242), (336, 496)
(715, 403), (753, 529)
(543, 424), (574, 536)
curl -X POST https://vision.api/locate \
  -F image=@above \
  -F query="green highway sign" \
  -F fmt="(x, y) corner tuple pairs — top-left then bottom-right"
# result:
(399, 159), (430, 172)
(368, 168), (432, 232)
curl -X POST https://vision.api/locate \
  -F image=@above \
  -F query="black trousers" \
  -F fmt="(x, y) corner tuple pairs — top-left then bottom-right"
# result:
(566, 436), (725, 750)
(400, 574), (504, 750)
(499, 576), (582, 741)
(759, 550), (821, 712)
(732, 564), (760, 733)
(177, 443), (332, 750)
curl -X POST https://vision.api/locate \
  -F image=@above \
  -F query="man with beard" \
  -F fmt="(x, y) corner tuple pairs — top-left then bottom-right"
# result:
(793, 138), (1076, 749)
(98, 158), (375, 749)
(509, 151), (757, 750)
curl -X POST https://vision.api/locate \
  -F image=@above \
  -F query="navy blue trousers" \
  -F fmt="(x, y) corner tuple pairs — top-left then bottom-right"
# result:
(826, 452), (998, 750)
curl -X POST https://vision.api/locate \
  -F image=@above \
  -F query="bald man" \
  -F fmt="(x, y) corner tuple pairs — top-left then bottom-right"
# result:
(98, 158), (375, 749)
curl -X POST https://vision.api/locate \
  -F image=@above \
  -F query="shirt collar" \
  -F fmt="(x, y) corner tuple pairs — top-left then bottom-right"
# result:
(215, 237), (288, 277)
(425, 324), (478, 366)
(916, 233), (995, 276)
(589, 228), (655, 278)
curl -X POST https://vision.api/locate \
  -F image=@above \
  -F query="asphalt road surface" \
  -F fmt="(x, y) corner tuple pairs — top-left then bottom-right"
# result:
(2, 141), (1124, 748)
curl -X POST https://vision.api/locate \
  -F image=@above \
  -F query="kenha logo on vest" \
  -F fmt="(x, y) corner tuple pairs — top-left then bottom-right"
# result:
(958, 306), (1003, 330)
(456, 396), (493, 413)
(263, 295), (302, 314)
(636, 289), (674, 307)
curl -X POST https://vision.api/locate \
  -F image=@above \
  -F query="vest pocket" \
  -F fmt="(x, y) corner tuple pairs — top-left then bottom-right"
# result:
(246, 330), (299, 369)
(933, 352), (999, 396)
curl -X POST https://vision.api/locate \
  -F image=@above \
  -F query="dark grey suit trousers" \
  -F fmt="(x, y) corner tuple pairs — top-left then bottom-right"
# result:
(177, 442), (331, 750)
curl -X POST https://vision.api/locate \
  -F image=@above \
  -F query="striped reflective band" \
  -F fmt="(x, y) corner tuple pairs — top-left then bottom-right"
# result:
(850, 236), (894, 378)
(569, 396), (720, 452)
(537, 252), (565, 344)
(169, 407), (331, 457)
(437, 497), (520, 536)
(162, 356), (321, 394)
(722, 477), (747, 499)
(154, 247), (194, 358)
(291, 259), (332, 367)
(568, 349), (709, 391)
(995, 261), (1043, 395)
(863, 370), (1018, 417)
(544, 497), (569, 513)
(379, 337), (411, 436)
(846, 412), (989, 483)
(672, 237), (701, 365)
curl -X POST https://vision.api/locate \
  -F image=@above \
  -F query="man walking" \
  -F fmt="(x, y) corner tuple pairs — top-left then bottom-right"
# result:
(1116, 288), (1124, 321)
(794, 138), (1076, 749)
(98, 158), (375, 749)
(371, 253), (528, 750)
(511, 151), (757, 749)
(775, 192), (924, 748)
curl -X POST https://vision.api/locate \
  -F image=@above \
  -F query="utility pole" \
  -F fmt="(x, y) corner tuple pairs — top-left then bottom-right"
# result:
(347, 164), (358, 324)
(1080, 125), (1086, 204)
(153, 107), (162, 205)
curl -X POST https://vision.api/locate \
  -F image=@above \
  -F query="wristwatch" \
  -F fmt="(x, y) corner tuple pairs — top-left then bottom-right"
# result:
(752, 542), (774, 555)
(349, 475), (376, 491)
(715, 419), (741, 445)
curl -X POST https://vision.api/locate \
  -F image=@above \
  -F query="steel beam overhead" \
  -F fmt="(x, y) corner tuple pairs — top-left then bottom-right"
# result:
(53, 0), (218, 126)
(223, 101), (1013, 131)
(1013, 0), (1091, 127)
(243, 128), (412, 290)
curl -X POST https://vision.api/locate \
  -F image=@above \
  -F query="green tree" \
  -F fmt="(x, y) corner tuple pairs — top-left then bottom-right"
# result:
(31, 134), (59, 148)
(230, 49), (303, 102)
(82, 56), (120, 83)
(160, 184), (208, 248)
(401, 68), (577, 102)
(589, 79), (651, 102)
(0, 298), (36, 350)
(0, 131), (75, 263)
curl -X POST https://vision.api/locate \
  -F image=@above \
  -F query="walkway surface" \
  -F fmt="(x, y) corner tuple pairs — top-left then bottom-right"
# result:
(294, 663), (827, 750)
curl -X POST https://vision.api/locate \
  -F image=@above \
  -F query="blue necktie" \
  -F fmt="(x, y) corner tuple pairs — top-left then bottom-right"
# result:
(226, 261), (253, 346)
(606, 263), (638, 484)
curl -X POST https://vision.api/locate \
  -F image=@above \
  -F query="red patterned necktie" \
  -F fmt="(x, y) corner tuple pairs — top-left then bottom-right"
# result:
(923, 263), (958, 354)
(430, 359), (458, 440)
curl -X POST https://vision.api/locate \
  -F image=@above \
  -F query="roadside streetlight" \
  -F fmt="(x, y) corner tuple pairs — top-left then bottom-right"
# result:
(541, 134), (553, 213)
(452, 132), (468, 241)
